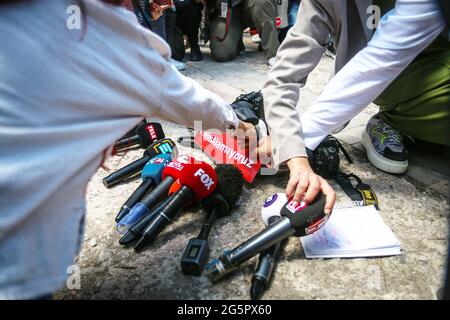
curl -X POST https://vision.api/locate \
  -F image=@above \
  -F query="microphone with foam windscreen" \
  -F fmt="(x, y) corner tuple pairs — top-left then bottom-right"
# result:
(115, 153), (172, 224)
(134, 159), (218, 252)
(115, 156), (194, 234)
(181, 165), (244, 276)
(206, 192), (328, 282)
(114, 122), (165, 151)
(103, 138), (176, 188)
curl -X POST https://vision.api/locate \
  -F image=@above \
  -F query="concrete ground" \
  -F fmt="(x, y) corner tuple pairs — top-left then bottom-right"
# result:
(56, 34), (449, 300)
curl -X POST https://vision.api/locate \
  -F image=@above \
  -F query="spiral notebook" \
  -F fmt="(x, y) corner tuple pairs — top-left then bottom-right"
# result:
(300, 204), (401, 258)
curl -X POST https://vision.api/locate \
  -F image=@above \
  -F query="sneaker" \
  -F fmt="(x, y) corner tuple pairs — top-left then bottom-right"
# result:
(171, 59), (186, 71)
(361, 115), (408, 174)
(251, 34), (262, 44)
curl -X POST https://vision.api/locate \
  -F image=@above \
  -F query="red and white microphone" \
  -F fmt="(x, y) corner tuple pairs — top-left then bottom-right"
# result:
(134, 158), (218, 251)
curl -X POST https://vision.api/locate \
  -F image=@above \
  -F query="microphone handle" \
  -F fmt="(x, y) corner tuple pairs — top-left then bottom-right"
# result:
(223, 217), (294, 269)
(115, 179), (155, 222)
(140, 176), (175, 208)
(114, 135), (140, 151)
(253, 241), (281, 282)
(103, 156), (150, 188)
(119, 194), (174, 246)
(134, 186), (195, 251)
(250, 216), (283, 300)
(197, 206), (219, 240)
(131, 195), (174, 236)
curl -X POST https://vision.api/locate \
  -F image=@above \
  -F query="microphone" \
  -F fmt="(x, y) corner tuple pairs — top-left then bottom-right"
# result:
(115, 156), (194, 234)
(118, 192), (176, 246)
(249, 194), (286, 299)
(119, 119), (148, 140)
(250, 219), (282, 300)
(114, 122), (165, 151)
(134, 160), (218, 252)
(115, 153), (172, 225)
(181, 165), (244, 276)
(103, 138), (176, 188)
(206, 192), (328, 282)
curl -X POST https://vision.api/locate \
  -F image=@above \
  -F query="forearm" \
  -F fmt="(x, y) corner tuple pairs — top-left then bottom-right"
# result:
(263, 0), (334, 167)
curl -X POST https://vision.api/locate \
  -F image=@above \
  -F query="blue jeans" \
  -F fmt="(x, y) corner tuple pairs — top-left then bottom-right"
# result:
(150, 12), (166, 40)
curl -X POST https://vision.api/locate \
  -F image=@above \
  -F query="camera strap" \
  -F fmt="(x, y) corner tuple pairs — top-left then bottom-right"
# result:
(335, 172), (379, 210)
(215, 0), (233, 41)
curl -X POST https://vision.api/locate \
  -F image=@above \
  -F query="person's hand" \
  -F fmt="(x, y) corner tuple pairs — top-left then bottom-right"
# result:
(236, 120), (257, 150)
(252, 136), (272, 166)
(149, 2), (163, 20)
(286, 157), (336, 215)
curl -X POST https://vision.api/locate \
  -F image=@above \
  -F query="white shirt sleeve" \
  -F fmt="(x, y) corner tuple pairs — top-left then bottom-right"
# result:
(158, 63), (240, 131)
(301, 0), (446, 150)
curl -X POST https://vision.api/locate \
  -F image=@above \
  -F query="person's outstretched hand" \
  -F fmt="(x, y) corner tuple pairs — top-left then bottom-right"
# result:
(286, 157), (335, 215)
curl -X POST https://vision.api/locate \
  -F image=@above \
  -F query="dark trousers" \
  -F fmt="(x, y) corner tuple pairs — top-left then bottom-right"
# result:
(172, 0), (203, 60)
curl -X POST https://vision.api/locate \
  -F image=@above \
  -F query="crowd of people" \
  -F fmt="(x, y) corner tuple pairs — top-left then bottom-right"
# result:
(123, 0), (302, 68)
(0, 0), (448, 299)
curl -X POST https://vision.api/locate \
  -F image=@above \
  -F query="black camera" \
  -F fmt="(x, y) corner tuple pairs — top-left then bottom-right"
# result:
(306, 135), (343, 179)
(231, 90), (265, 125)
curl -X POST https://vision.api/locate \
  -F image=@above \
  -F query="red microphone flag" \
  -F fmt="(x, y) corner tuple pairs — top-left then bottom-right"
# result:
(194, 131), (261, 183)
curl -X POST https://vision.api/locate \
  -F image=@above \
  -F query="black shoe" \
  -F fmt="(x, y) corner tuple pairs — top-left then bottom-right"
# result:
(190, 45), (203, 61)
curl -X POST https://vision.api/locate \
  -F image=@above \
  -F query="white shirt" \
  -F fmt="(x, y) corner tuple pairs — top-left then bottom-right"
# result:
(0, 0), (237, 299)
(301, 0), (447, 150)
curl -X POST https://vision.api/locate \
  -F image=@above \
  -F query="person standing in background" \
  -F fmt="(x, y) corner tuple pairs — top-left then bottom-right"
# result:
(172, 0), (205, 61)
(124, 0), (187, 70)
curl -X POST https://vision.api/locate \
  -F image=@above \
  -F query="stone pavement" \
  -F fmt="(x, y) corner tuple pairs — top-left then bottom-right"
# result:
(55, 35), (449, 300)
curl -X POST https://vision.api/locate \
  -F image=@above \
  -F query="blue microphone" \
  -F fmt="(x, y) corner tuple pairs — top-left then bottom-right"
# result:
(115, 153), (172, 228)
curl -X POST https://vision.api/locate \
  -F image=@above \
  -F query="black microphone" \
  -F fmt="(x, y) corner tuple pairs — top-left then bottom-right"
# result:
(134, 186), (194, 252)
(250, 216), (283, 300)
(206, 192), (327, 282)
(133, 161), (218, 252)
(115, 154), (172, 223)
(119, 194), (175, 246)
(114, 135), (140, 150)
(119, 119), (148, 140)
(114, 122), (165, 151)
(181, 165), (244, 276)
(115, 179), (152, 223)
(103, 138), (176, 188)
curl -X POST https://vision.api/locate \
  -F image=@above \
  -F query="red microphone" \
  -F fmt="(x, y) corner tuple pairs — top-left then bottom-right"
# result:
(134, 159), (218, 252)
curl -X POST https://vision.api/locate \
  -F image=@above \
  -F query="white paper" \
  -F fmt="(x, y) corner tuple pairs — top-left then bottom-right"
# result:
(300, 205), (401, 259)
